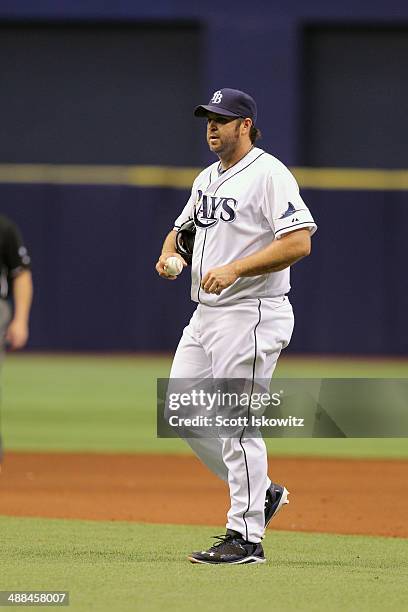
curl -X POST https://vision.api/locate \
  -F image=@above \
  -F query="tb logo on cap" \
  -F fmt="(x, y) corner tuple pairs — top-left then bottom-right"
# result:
(210, 90), (223, 104)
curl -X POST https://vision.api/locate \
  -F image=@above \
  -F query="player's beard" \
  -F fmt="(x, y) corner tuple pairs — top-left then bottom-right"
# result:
(208, 123), (241, 161)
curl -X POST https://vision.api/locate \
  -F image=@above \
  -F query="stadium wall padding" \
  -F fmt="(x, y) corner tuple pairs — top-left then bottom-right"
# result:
(1, 5), (407, 354)
(1, 5), (407, 167)
(1, 185), (407, 354)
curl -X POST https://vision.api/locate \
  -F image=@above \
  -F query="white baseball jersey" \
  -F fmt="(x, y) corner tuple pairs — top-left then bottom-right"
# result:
(174, 147), (316, 306)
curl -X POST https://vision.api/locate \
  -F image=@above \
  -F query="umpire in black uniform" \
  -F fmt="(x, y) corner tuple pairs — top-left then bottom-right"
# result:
(0, 214), (32, 465)
(0, 214), (33, 353)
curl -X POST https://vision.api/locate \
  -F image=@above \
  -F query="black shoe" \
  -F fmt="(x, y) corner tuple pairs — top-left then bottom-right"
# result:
(264, 483), (289, 529)
(188, 530), (266, 565)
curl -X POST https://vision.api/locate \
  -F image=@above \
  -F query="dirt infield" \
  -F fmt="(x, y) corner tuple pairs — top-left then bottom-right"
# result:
(0, 451), (407, 538)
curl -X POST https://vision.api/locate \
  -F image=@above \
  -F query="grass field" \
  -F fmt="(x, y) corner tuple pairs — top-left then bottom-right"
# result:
(0, 517), (407, 612)
(0, 354), (407, 612)
(1, 353), (407, 457)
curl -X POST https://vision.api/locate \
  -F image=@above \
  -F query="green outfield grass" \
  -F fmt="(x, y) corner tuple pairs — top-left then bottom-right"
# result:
(0, 516), (407, 612)
(1, 354), (407, 458)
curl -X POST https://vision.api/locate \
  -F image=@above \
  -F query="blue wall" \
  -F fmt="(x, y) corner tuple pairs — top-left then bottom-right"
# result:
(1, 184), (407, 355)
(1, 1), (407, 165)
(1, 2), (407, 354)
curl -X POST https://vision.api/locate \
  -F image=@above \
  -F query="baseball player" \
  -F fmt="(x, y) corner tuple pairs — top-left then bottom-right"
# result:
(0, 214), (33, 465)
(156, 88), (317, 564)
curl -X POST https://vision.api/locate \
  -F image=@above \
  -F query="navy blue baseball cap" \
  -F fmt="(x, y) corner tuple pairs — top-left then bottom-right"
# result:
(194, 88), (257, 124)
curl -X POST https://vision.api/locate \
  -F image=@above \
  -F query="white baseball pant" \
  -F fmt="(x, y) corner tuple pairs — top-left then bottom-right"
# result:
(169, 295), (294, 543)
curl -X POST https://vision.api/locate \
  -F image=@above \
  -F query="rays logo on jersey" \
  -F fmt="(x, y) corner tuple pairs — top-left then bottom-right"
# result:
(193, 189), (237, 229)
(279, 202), (300, 220)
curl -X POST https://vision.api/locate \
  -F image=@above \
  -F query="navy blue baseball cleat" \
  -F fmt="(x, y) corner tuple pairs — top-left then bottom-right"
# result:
(188, 530), (266, 565)
(264, 482), (289, 529)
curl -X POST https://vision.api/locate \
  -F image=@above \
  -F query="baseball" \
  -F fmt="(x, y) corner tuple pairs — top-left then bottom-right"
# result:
(165, 256), (183, 276)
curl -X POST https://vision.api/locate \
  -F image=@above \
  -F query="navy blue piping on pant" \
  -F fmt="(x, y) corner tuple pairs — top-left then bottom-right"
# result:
(239, 298), (262, 542)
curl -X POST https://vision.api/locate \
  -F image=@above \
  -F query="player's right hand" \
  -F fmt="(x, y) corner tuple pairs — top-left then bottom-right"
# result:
(155, 252), (187, 280)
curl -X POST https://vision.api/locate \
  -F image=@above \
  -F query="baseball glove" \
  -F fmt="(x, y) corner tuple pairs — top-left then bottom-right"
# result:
(176, 219), (196, 265)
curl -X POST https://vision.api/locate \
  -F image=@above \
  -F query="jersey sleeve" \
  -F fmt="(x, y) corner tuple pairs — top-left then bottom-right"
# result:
(262, 171), (317, 239)
(173, 167), (212, 230)
(173, 190), (195, 231)
(3, 221), (31, 276)
(173, 173), (203, 232)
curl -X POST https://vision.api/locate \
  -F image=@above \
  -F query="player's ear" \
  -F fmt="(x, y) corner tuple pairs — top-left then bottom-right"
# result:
(242, 117), (252, 134)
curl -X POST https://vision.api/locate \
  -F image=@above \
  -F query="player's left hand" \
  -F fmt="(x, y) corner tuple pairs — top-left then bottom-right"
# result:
(201, 264), (238, 295)
(6, 319), (29, 350)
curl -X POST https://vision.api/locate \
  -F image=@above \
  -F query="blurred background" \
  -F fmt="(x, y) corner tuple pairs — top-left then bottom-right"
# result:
(1, 9), (407, 607)
(0, 2), (407, 357)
